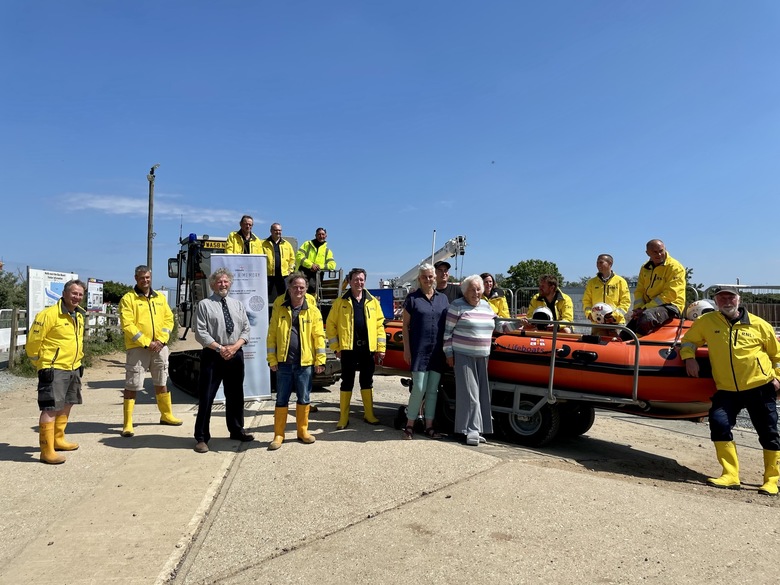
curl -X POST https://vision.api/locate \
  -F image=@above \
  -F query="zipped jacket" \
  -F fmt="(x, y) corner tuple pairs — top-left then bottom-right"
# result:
(527, 289), (574, 323)
(633, 253), (686, 315)
(266, 298), (326, 367)
(295, 240), (336, 272)
(226, 231), (263, 254)
(26, 299), (85, 371)
(260, 238), (296, 276)
(326, 290), (386, 352)
(119, 287), (174, 350)
(680, 308), (780, 392)
(484, 288), (510, 318)
(583, 273), (631, 323)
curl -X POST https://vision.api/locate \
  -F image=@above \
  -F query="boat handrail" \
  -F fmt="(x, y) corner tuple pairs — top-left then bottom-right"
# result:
(494, 317), (642, 406)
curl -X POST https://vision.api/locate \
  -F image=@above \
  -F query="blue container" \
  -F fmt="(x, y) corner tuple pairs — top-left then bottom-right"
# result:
(368, 288), (395, 320)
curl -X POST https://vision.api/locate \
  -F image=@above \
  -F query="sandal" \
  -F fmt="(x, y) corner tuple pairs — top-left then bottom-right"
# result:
(402, 426), (414, 440)
(423, 427), (442, 439)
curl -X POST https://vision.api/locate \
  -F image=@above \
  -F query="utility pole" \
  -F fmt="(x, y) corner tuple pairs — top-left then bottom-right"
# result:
(147, 164), (160, 271)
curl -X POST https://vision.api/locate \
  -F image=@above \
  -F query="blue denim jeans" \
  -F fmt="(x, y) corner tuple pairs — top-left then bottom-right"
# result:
(275, 363), (312, 407)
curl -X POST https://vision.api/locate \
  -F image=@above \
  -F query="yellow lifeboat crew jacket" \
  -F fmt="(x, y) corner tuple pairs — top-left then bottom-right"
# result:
(633, 253), (686, 315)
(267, 297), (327, 368)
(226, 231), (263, 254)
(119, 286), (174, 350)
(583, 272), (631, 324)
(680, 308), (780, 391)
(26, 299), (85, 371)
(261, 237), (296, 277)
(527, 289), (574, 323)
(484, 288), (510, 318)
(295, 240), (336, 272)
(326, 290), (386, 353)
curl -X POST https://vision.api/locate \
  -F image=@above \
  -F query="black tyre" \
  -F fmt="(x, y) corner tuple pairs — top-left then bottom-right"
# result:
(559, 403), (596, 437)
(496, 399), (561, 447)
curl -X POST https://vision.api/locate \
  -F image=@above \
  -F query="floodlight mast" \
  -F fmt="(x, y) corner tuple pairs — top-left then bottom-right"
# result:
(147, 164), (160, 271)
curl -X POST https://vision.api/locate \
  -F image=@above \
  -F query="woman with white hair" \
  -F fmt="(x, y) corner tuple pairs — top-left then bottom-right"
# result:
(443, 274), (496, 446)
(401, 263), (449, 439)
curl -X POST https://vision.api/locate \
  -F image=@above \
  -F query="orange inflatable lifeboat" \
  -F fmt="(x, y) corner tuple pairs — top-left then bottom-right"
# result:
(383, 318), (716, 445)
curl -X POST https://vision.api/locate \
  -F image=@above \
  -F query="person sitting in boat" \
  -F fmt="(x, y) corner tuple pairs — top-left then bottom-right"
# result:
(480, 272), (510, 318)
(583, 254), (631, 327)
(681, 285), (780, 495)
(522, 275), (573, 333)
(624, 239), (685, 337)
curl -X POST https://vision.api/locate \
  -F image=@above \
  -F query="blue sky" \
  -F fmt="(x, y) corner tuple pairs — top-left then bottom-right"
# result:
(2, 1), (779, 294)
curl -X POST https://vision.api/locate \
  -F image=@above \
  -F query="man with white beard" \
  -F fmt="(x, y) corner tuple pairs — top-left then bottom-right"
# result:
(193, 268), (253, 453)
(681, 285), (780, 495)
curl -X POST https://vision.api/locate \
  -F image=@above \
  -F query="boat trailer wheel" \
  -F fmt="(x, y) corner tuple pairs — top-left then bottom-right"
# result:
(497, 399), (561, 447)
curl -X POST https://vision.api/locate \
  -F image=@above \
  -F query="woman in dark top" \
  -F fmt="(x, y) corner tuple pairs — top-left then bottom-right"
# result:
(401, 264), (450, 439)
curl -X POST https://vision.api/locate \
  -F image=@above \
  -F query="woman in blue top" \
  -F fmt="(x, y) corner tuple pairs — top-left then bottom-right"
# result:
(401, 264), (450, 439)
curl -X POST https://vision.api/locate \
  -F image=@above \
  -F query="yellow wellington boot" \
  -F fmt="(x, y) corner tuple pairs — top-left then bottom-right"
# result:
(336, 391), (352, 429)
(758, 450), (780, 496)
(707, 441), (741, 489)
(54, 414), (79, 451)
(39, 422), (66, 464)
(296, 403), (316, 444)
(156, 392), (183, 426)
(122, 398), (135, 437)
(268, 406), (288, 451)
(360, 388), (379, 425)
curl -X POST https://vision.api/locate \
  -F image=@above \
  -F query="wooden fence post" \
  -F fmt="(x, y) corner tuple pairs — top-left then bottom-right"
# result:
(8, 308), (19, 366)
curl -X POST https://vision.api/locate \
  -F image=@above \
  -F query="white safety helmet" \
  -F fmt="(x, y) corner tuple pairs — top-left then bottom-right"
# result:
(591, 303), (615, 324)
(532, 306), (554, 322)
(686, 299), (716, 320)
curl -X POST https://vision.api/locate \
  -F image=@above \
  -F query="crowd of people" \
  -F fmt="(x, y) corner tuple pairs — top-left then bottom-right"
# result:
(24, 230), (780, 498)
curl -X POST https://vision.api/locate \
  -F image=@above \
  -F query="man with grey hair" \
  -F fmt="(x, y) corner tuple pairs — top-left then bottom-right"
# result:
(681, 285), (780, 495)
(26, 279), (87, 464)
(119, 265), (180, 437)
(193, 267), (253, 453)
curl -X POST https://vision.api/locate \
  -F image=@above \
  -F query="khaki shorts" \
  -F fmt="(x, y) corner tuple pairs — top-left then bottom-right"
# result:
(38, 368), (83, 411)
(125, 346), (170, 392)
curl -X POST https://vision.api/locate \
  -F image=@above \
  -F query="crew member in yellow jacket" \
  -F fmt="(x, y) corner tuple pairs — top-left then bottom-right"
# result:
(681, 285), (780, 495)
(226, 214), (263, 254)
(625, 239), (685, 336)
(295, 227), (337, 294)
(326, 268), (386, 429)
(481, 272), (510, 318)
(261, 222), (296, 308)
(583, 254), (631, 324)
(118, 265), (181, 437)
(26, 279), (87, 464)
(524, 274), (573, 333)
(266, 272), (326, 450)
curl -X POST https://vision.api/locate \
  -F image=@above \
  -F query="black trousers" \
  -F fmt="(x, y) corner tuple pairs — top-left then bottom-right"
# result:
(267, 276), (286, 309)
(194, 348), (246, 443)
(709, 383), (780, 450)
(339, 345), (376, 391)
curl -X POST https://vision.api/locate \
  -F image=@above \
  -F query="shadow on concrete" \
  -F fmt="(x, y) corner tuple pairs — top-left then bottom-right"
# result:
(0, 442), (39, 463)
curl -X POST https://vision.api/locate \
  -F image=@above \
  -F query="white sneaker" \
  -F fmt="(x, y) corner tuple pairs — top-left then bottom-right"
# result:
(478, 435), (487, 444)
(466, 432), (480, 446)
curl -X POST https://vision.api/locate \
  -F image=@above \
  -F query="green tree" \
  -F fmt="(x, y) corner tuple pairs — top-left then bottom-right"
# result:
(504, 260), (563, 291)
(102, 280), (133, 303)
(0, 270), (27, 309)
(686, 267), (702, 306)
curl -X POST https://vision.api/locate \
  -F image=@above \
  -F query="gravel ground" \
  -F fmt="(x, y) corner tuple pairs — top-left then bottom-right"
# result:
(0, 369), (27, 393)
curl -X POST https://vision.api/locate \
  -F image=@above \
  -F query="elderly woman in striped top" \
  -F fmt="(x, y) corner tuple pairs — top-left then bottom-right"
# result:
(443, 274), (496, 446)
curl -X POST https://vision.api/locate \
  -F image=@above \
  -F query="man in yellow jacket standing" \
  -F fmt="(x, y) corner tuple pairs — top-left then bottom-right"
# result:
(119, 265), (181, 437)
(266, 272), (326, 450)
(261, 222), (296, 308)
(681, 285), (780, 495)
(295, 227), (336, 294)
(626, 239), (686, 336)
(226, 215), (263, 254)
(27, 279), (87, 464)
(326, 268), (386, 429)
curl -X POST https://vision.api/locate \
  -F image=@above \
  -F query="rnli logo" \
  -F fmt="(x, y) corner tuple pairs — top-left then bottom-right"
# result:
(529, 338), (546, 347)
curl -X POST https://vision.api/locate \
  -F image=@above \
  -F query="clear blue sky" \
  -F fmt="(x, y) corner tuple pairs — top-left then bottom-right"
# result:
(2, 1), (779, 292)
